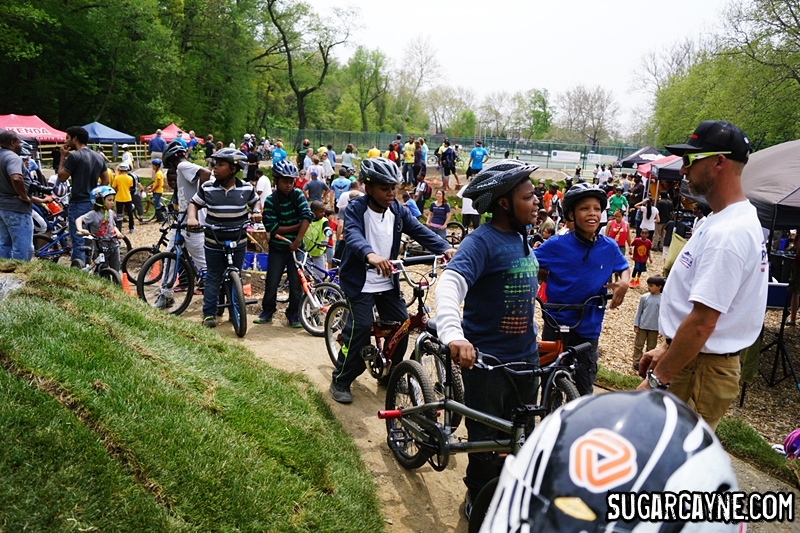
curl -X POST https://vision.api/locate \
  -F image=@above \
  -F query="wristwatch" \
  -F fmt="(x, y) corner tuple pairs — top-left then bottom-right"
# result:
(647, 369), (669, 390)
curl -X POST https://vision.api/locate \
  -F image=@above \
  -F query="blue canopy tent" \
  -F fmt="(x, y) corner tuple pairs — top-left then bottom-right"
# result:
(82, 122), (136, 144)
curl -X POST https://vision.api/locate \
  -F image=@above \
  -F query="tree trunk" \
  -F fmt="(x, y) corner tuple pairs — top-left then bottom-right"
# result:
(360, 106), (368, 132)
(297, 95), (307, 130)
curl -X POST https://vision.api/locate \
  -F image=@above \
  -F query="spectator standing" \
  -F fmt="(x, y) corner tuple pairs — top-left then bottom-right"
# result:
(635, 197), (659, 236)
(629, 228), (653, 287)
(366, 145), (381, 158)
(297, 139), (311, 168)
(440, 140), (459, 190)
(148, 129), (167, 160)
(330, 168), (352, 212)
(204, 134), (216, 167)
(254, 168), (272, 207)
(655, 191), (673, 250)
(402, 135), (416, 186)
(271, 140), (287, 165)
(149, 159), (165, 221)
(174, 131), (188, 148)
(608, 186), (628, 216)
(120, 144), (134, 169)
(326, 144), (336, 167)
(384, 142), (399, 165)
(187, 131), (198, 150)
(340, 144), (356, 174)
(419, 137), (428, 172)
(457, 183), (481, 231)
(605, 209), (631, 255)
(0, 131), (33, 260)
(542, 182), (562, 214)
(412, 140), (423, 180)
(303, 168), (330, 203)
(632, 275), (664, 371)
(466, 140), (489, 180)
(303, 148), (314, 171)
(111, 164), (136, 233)
(637, 120), (768, 431)
(58, 126), (110, 265)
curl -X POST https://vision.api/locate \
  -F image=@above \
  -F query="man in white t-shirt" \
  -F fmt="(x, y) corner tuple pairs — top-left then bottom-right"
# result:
(457, 183), (481, 230)
(638, 121), (767, 431)
(597, 164), (612, 185)
(254, 169), (271, 205)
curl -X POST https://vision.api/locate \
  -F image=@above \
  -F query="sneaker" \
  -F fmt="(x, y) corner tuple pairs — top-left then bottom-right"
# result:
(155, 293), (175, 310)
(463, 491), (474, 521)
(129, 228), (135, 234)
(287, 314), (302, 328)
(202, 316), (217, 328)
(253, 313), (273, 324)
(329, 382), (353, 404)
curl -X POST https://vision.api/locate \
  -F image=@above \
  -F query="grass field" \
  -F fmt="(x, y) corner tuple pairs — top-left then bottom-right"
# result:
(0, 260), (385, 532)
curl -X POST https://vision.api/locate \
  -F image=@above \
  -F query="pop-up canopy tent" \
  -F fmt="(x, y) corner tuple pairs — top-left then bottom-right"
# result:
(620, 146), (664, 168)
(635, 155), (679, 179)
(0, 115), (66, 142)
(83, 121), (136, 144)
(140, 123), (184, 142)
(0, 128), (37, 145)
(650, 157), (683, 181)
(741, 139), (800, 230)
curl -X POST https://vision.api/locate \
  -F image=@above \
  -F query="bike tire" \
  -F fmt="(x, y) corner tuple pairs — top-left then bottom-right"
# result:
(544, 374), (580, 415)
(32, 234), (59, 263)
(137, 252), (195, 315)
(120, 235), (133, 255)
(385, 359), (437, 470)
(446, 221), (466, 246)
(99, 267), (122, 286)
(122, 246), (155, 284)
(414, 348), (464, 431)
(300, 282), (344, 337)
(468, 477), (499, 533)
(324, 300), (350, 366)
(276, 272), (290, 303)
(228, 270), (248, 338)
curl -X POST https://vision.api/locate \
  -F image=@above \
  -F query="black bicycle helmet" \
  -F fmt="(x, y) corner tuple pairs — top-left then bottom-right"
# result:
(359, 157), (401, 185)
(272, 159), (299, 179)
(210, 148), (247, 170)
(481, 390), (739, 533)
(163, 140), (187, 168)
(462, 159), (539, 214)
(561, 182), (608, 220)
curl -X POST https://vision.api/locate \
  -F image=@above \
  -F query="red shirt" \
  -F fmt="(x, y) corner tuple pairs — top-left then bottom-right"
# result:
(606, 219), (628, 246)
(631, 237), (651, 263)
(295, 176), (309, 190)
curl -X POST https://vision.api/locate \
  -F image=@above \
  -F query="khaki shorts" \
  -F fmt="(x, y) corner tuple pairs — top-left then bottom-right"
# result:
(668, 352), (740, 431)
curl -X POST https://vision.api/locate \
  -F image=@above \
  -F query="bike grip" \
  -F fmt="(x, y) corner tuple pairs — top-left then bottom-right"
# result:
(569, 342), (594, 355)
(377, 409), (402, 419)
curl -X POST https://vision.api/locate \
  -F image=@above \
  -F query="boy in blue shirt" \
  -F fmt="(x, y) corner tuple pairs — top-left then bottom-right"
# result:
(466, 139), (489, 179)
(534, 183), (630, 395)
(435, 159), (541, 518)
(401, 191), (421, 218)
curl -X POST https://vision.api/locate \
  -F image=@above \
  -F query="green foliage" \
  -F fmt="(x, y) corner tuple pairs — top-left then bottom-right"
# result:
(447, 110), (477, 138)
(0, 259), (386, 531)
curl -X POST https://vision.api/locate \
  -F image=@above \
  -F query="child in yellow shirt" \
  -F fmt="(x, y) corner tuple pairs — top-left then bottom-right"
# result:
(149, 158), (165, 222)
(111, 164), (135, 233)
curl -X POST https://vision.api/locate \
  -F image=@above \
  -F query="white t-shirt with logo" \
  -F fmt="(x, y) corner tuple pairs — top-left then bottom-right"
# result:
(659, 200), (768, 354)
(363, 207), (395, 293)
(457, 184), (479, 216)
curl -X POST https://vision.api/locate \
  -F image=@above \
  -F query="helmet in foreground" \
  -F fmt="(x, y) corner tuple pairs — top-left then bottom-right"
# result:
(360, 157), (401, 185)
(463, 159), (538, 214)
(561, 182), (608, 220)
(480, 390), (739, 533)
(90, 185), (116, 208)
(272, 159), (299, 179)
(211, 148), (247, 171)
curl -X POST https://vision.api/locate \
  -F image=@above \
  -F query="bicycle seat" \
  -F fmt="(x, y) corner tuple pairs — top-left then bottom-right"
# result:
(425, 316), (438, 336)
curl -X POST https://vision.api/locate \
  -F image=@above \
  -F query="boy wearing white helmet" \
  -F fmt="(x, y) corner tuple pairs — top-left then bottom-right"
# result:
(76, 186), (124, 271)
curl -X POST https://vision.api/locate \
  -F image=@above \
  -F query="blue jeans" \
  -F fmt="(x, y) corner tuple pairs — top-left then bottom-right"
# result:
(402, 163), (414, 185)
(68, 200), (93, 263)
(202, 245), (245, 318)
(0, 208), (34, 260)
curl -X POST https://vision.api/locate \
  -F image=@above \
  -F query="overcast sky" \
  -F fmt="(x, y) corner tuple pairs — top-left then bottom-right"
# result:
(306, 0), (729, 132)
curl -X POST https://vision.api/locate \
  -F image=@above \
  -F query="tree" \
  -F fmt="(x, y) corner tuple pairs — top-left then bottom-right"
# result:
(263, 0), (352, 130)
(512, 89), (552, 139)
(555, 85), (619, 149)
(397, 36), (440, 131)
(346, 47), (390, 132)
(424, 85), (475, 134)
(478, 91), (515, 137)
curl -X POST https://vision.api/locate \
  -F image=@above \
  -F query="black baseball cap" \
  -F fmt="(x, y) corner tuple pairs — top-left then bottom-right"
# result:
(665, 120), (751, 163)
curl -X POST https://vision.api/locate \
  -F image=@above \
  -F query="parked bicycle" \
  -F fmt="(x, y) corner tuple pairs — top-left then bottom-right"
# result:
(121, 210), (176, 283)
(379, 341), (592, 532)
(272, 234), (343, 336)
(139, 192), (172, 224)
(34, 223), (132, 266)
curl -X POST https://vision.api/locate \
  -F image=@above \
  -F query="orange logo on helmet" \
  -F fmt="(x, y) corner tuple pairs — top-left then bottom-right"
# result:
(569, 428), (638, 493)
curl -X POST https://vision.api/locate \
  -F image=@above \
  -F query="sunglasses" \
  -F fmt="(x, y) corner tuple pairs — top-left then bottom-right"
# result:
(682, 151), (731, 168)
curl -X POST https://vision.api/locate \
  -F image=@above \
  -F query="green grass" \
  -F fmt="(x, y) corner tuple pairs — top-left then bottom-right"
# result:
(594, 362), (799, 488)
(0, 260), (385, 532)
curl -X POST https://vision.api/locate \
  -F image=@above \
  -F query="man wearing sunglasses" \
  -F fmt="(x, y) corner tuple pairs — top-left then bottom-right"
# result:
(637, 120), (768, 432)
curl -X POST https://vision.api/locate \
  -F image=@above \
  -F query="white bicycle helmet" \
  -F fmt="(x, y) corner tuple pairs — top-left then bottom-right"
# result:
(480, 390), (740, 532)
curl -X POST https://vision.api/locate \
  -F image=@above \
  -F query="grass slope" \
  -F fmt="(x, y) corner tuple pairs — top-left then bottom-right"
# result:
(0, 260), (385, 532)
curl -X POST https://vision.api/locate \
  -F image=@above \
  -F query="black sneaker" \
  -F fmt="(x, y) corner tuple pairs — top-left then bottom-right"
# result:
(329, 382), (353, 404)
(202, 316), (217, 328)
(287, 313), (302, 328)
(253, 313), (273, 324)
(463, 491), (474, 521)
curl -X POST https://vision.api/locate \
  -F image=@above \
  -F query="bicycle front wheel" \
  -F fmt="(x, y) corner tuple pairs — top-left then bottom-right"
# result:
(122, 246), (155, 284)
(99, 267), (122, 286)
(324, 300), (350, 366)
(385, 359), (436, 470)
(543, 374), (580, 415)
(414, 347), (464, 431)
(228, 270), (247, 338)
(137, 251), (195, 315)
(446, 221), (466, 245)
(33, 234), (59, 263)
(300, 282), (344, 337)
(120, 235), (133, 255)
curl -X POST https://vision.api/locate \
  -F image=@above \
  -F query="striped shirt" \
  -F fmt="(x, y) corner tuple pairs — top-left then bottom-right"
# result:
(192, 178), (258, 249)
(262, 188), (313, 251)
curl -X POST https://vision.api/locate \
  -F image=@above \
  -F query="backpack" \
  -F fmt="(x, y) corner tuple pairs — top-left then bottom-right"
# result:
(422, 181), (432, 200)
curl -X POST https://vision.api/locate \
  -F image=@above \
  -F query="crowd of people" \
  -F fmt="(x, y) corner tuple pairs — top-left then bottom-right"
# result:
(0, 120), (773, 530)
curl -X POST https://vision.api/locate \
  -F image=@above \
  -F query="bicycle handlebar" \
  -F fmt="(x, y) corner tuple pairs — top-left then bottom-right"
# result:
(365, 254), (447, 290)
(537, 293), (612, 332)
(435, 339), (593, 376)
